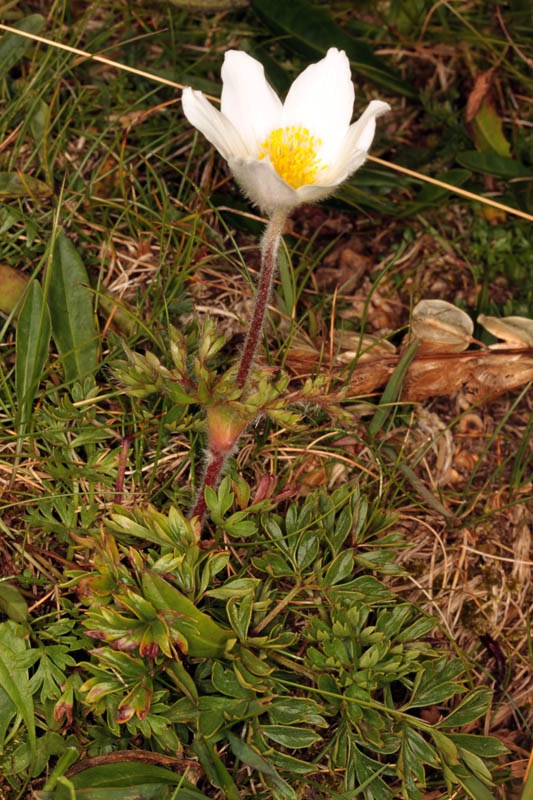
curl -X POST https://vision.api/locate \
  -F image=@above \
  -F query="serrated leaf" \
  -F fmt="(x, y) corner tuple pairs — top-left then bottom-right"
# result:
(251, 0), (415, 97)
(48, 232), (98, 387)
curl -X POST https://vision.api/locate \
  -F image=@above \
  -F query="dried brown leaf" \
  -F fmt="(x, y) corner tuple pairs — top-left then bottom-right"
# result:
(465, 71), (493, 123)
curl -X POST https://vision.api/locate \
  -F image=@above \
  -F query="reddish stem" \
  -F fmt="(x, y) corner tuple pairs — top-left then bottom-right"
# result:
(189, 210), (287, 526)
(190, 449), (226, 523)
(235, 209), (286, 389)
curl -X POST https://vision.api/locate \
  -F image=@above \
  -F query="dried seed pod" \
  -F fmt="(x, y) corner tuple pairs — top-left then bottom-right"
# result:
(478, 314), (533, 349)
(412, 299), (473, 353)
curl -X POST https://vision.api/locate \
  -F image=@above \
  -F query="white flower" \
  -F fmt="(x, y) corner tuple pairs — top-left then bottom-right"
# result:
(182, 48), (390, 215)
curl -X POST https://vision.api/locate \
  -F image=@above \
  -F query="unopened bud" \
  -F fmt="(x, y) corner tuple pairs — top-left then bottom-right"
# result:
(207, 405), (246, 454)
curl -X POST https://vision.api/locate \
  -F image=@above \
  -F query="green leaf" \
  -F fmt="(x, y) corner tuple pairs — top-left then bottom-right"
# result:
(431, 730), (460, 765)
(0, 15), (45, 79)
(408, 682), (461, 708)
(324, 551), (354, 586)
(36, 786), (183, 800)
(0, 581), (28, 623)
(223, 511), (257, 538)
(0, 172), (52, 198)
(471, 97), (510, 156)
(251, 0), (415, 97)
(0, 684), (16, 749)
(403, 727), (439, 768)
(69, 763), (198, 789)
(28, 97), (53, 183)
(446, 766), (496, 800)
(227, 731), (279, 778)
(193, 736), (241, 800)
(267, 749), (315, 776)
(456, 150), (533, 178)
(16, 280), (51, 428)
(447, 734), (508, 758)
(211, 662), (253, 699)
(437, 688), (492, 728)
(253, 553), (294, 577)
(206, 577), (258, 601)
(369, 339), (419, 436)
(352, 745), (392, 800)
(226, 592), (253, 641)
(296, 531), (320, 571)
(268, 698), (326, 727)
(0, 621), (36, 770)
(48, 232), (98, 386)
(260, 724), (322, 748)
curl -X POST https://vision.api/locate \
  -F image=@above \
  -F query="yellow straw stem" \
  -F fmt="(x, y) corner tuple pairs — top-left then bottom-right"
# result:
(1, 22), (532, 222)
(0, 22), (216, 99)
(367, 155), (533, 222)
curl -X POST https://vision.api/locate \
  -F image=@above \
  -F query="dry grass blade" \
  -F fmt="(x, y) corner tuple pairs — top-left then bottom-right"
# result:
(367, 155), (533, 223)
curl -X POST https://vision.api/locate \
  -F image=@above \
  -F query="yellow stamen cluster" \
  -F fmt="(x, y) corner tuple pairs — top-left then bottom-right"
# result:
(259, 126), (325, 189)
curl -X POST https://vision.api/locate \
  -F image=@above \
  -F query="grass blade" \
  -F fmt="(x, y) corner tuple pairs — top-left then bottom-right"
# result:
(368, 339), (419, 437)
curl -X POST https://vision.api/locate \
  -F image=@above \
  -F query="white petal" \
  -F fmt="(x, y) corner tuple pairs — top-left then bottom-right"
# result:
(182, 87), (248, 160)
(228, 156), (300, 214)
(221, 51), (283, 154)
(295, 181), (342, 204)
(323, 99), (390, 184)
(282, 48), (354, 164)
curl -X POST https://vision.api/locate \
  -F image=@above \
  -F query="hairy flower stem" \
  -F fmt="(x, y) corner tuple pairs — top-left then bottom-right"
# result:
(236, 209), (287, 388)
(190, 210), (287, 525)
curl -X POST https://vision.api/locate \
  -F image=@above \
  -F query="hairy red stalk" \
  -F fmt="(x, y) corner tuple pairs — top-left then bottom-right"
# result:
(236, 209), (286, 389)
(189, 210), (287, 525)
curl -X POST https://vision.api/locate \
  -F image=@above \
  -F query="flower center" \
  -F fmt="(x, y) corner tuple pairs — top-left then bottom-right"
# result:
(258, 126), (325, 189)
